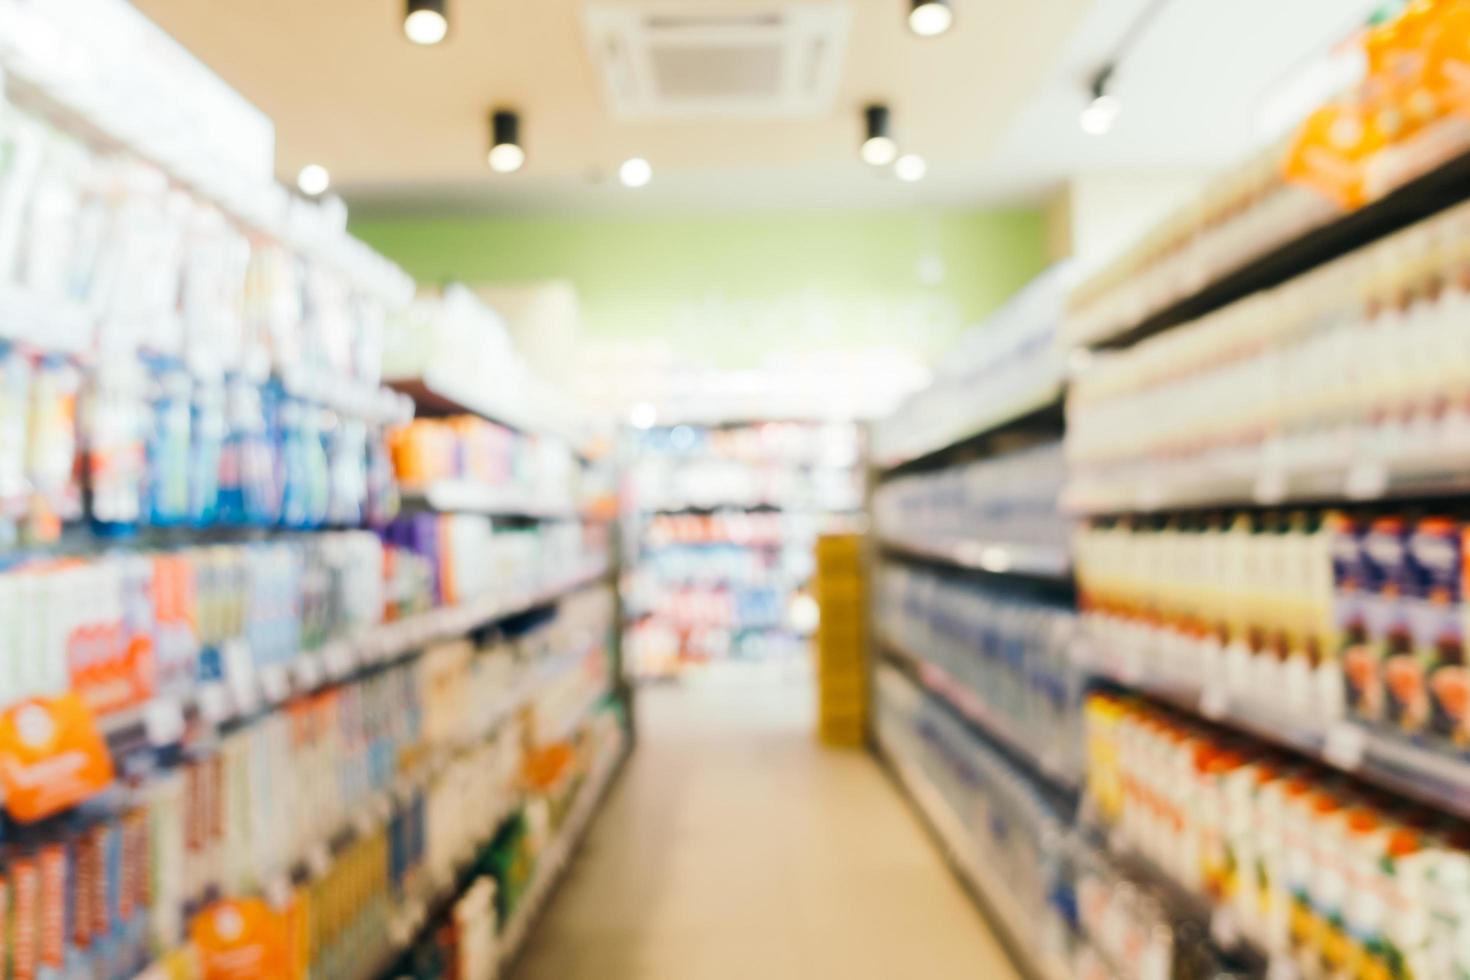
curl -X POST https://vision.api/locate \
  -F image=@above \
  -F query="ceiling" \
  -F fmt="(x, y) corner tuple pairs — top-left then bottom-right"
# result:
(129, 0), (1093, 214)
(130, 0), (1382, 216)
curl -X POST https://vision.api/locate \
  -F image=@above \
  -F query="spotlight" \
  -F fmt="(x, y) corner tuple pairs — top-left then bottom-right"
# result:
(619, 157), (653, 188)
(894, 154), (926, 182)
(297, 164), (330, 196)
(908, 0), (953, 37)
(404, 0), (448, 45)
(487, 110), (525, 173)
(861, 104), (898, 166)
(1080, 65), (1119, 135)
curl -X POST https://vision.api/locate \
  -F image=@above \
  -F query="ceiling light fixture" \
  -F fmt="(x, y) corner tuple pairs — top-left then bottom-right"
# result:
(297, 164), (330, 196)
(894, 153), (926, 182)
(861, 104), (898, 166)
(619, 157), (653, 188)
(1079, 64), (1120, 136)
(487, 110), (525, 173)
(908, 0), (953, 37)
(403, 0), (448, 45)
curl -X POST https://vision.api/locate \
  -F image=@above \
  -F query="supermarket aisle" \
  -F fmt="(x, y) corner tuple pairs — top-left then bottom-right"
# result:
(511, 664), (1020, 980)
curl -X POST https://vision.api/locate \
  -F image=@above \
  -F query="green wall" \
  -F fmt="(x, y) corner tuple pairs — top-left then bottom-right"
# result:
(352, 208), (1046, 368)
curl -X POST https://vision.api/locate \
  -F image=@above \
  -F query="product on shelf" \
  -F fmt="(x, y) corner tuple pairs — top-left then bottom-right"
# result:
(874, 440), (1070, 555)
(1076, 508), (1470, 757)
(872, 265), (1069, 467)
(876, 562), (1083, 781)
(1066, 192), (1470, 513)
(1086, 691), (1470, 980)
(875, 666), (1075, 978)
(1067, 1), (1470, 348)
(626, 421), (862, 513)
(389, 414), (579, 515)
(0, 86), (409, 544)
(0, 532), (379, 721)
(142, 583), (613, 978)
(383, 285), (587, 451)
(382, 514), (608, 609)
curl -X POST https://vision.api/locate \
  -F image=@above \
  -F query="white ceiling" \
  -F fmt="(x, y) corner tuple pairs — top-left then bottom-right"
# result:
(975, 0), (1384, 201)
(129, 0), (1383, 215)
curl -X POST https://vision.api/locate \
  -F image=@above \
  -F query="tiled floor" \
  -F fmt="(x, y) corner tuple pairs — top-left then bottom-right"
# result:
(510, 663), (1022, 980)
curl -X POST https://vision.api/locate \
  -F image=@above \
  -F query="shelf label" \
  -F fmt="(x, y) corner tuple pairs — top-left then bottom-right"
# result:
(307, 844), (331, 879)
(1253, 469), (1288, 505)
(292, 653), (323, 693)
(1199, 687), (1229, 721)
(258, 665), (289, 705)
(1268, 956), (1301, 980)
(223, 641), (259, 718)
(322, 643), (354, 682)
(1211, 907), (1241, 948)
(144, 698), (186, 747)
(1324, 722), (1368, 771)
(197, 683), (231, 726)
(1344, 460), (1388, 500)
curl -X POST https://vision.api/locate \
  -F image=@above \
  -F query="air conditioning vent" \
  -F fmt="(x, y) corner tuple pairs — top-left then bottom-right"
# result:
(583, 3), (851, 119)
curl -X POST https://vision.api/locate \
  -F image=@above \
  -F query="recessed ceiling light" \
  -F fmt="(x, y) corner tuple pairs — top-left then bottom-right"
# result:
(894, 154), (926, 182)
(908, 0), (953, 37)
(861, 104), (898, 166)
(619, 157), (653, 188)
(297, 164), (330, 196)
(487, 110), (525, 173)
(404, 0), (448, 45)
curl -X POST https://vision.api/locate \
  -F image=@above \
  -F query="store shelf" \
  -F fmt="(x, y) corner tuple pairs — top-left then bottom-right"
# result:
(1085, 138), (1470, 353)
(494, 735), (628, 972)
(873, 381), (1065, 475)
(386, 371), (588, 454)
(400, 480), (580, 519)
(1079, 640), (1470, 822)
(642, 503), (861, 516)
(878, 531), (1071, 580)
(1081, 828), (1270, 979)
(876, 731), (1073, 980)
(880, 636), (1079, 794)
(99, 562), (611, 756)
(1066, 447), (1470, 516)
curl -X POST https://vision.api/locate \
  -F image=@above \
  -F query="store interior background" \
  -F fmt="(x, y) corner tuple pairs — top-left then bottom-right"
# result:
(4, 0), (1454, 977)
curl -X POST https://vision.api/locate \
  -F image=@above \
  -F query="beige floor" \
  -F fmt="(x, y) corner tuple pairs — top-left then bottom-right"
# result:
(510, 663), (1022, 980)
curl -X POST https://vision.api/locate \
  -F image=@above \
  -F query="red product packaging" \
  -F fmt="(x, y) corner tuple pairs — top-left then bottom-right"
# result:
(37, 842), (66, 968)
(12, 854), (38, 980)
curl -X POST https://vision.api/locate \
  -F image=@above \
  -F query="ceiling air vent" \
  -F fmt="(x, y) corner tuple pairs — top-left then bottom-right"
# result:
(583, 3), (851, 119)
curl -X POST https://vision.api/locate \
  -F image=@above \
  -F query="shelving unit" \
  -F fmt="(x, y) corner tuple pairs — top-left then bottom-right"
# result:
(877, 532), (1071, 580)
(877, 733), (1074, 980)
(0, 6), (632, 979)
(880, 636), (1079, 793)
(1041, 17), (1470, 980)
(1081, 140), (1470, 353)
(1080, 640), (1470, 822)
(622, 420), (862, 679)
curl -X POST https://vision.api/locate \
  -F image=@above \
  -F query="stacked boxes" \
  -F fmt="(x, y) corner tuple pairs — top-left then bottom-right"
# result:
(814, 534), (868, 747)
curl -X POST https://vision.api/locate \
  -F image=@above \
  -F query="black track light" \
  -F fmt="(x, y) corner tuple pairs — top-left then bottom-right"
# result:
(488, 110), (525, 173)
(908, 0), (953, 37)
(404, 0), (448, 45)
(861, 104), (898, 166)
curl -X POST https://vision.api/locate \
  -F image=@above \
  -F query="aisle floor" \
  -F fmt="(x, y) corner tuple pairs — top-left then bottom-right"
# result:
(511, 663), (1022, 980)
